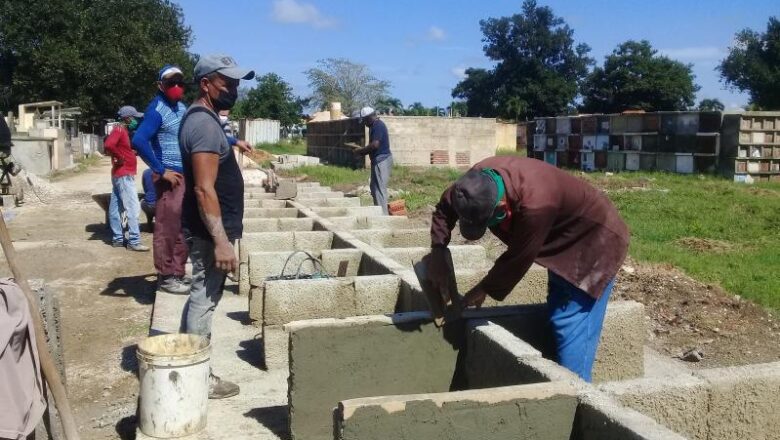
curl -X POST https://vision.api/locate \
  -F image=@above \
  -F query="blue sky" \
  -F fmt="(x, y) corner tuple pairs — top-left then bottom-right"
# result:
(180, 0), (777, 111)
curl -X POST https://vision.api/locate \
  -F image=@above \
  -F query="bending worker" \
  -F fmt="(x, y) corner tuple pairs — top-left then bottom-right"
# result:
(428, 155), (629, 381)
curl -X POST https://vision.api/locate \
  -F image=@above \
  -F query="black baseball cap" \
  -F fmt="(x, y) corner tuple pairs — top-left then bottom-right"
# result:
(451, 169), (498, 240)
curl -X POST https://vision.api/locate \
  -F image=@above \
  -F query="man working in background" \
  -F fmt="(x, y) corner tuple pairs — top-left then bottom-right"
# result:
(179, 54), (254, 399)
(353, 107), (392, 214)
(104, 106), (148, 251)
(427, 155), (629, 382)
(132, 65), (189, 294)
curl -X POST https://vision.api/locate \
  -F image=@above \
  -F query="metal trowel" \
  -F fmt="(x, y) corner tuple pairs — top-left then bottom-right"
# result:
(413, 250), (463, 328)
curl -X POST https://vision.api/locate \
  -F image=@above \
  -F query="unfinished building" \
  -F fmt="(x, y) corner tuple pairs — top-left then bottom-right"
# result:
(143, 178), (780, 440)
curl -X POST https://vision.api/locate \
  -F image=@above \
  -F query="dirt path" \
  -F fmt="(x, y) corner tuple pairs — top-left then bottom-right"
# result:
(2, 158), (155, 439)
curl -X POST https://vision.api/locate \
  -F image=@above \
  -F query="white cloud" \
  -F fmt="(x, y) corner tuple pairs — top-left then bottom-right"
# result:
(272, 0), (336, 29)
(658, 46), (725, 61)
(451, 66), (467, 79)
(427, 26), (446, 41)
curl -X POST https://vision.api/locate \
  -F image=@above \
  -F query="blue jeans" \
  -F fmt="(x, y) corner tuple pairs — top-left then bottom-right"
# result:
(108, 175), (141, 246)
(547, 270), (614, 382)
(182, 235), (227, 339)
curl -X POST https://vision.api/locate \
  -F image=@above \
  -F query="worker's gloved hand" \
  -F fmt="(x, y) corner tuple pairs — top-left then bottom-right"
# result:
(428, 246), (456, 304)
(462, 285), (488, 310)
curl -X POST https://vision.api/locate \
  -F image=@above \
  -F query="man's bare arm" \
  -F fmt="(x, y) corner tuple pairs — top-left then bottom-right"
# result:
(192, 152), (236, 272)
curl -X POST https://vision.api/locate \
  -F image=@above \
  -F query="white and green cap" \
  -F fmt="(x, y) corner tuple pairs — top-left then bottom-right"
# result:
(194, 54), (255, 81)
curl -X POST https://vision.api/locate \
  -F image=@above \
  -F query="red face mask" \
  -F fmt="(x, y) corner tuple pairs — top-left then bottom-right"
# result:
(164, 84), (184, 102)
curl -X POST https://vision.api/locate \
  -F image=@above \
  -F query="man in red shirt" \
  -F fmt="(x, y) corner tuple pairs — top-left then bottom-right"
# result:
(104, 106), (149, 251)
(428, 156), (629, 382)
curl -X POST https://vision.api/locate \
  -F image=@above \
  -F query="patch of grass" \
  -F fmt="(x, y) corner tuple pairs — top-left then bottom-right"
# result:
(256, 138), (306, 156)
(581, 171), (780, 309)
(496, 148), (527, 157)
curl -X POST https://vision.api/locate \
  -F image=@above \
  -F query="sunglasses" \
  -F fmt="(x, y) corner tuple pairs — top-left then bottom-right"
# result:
(162, 79), (186, 88)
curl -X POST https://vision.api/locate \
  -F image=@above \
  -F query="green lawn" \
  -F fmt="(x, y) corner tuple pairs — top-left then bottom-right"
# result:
(256, 138), (306, 156)
(280, 163), (780, 309)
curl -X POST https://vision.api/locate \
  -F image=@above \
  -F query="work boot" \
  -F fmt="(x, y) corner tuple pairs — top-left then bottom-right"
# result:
(208, 372), (240, 399)
(158, 275), (190, 294)
(128, 243), (150, 252)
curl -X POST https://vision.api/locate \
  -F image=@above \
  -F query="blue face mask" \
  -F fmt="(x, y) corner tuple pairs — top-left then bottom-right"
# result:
(482, 168), (506, 227)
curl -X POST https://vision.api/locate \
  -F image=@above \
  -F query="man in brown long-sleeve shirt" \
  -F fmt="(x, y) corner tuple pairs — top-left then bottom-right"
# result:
(429, 156), (629, 381)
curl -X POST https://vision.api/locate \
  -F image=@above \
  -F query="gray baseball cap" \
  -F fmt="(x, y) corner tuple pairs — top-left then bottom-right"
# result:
(194, 54), (255, 81)
(117, 106), (143, 119)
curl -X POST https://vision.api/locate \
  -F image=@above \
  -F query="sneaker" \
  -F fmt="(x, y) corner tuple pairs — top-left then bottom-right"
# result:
(158, 275), (190, 294)
(177, 275), (192, 285)
(128, 243), (150, 252)
(111, 241), (125, 248)
(208, 372), (239, 399)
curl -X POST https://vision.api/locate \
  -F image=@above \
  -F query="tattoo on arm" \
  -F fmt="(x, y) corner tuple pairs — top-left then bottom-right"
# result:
(198, 206), (230, 245)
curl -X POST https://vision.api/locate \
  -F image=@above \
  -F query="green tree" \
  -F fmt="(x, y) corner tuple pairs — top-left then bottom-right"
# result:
(719, 17), (780, 109)
(698, 98), (725, 112)
(453, 1), (592, 120)
(375, 97), (404, 115)
(304, 58), (390, 115)
(581, 40), (699, 113)
(0, 0), (194, 123)
(449, 101), (468, 117)
(451, 68), (497, 117)
(231, 73), (304, 129)
(404, 102), (430, 116)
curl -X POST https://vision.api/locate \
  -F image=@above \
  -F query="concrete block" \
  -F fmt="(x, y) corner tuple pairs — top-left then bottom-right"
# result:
(336, 382), (578, 440)
(239, 232), (295, 262)
(275, 180), (298, 199)
(488, 301), (645, 383)
(244, 191), (276, 200)
(263, 278), (354, 326)
(354, 275), (401, 315)
(312, 206), (383, 218)
(349, 229), (430, 248)
(243, 207), (299, 218)
(454, 265), (548, 307)
(466, 320), (545, 389)
(285, 313), (460, 440)
(293, 231), (334, 250)
(382, 245), (489, 271)
(295, 197), (361, 208)
(248, 251), (323, 285)
(259, 199), (288, 208)
(698, 362), (780, 440)
(600, 375), (709, 440)
(278, 218), (314, 232)
(242, 218), (314, 233)
(320, 249), (366, 277)
(321, 216), (415, 231)
(294, 191), (345, 200)
(297, 185), (332, 194)
(575, 390), (689, 440)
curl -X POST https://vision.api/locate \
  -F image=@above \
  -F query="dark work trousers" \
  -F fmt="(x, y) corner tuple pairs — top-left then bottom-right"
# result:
(153, 178), (188, 277)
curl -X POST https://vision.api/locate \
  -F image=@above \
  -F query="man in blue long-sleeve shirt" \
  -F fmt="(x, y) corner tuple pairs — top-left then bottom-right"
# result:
(132, 65), (190, 294)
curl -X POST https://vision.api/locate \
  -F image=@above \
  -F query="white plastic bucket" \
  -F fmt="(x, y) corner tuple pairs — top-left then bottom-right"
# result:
(137, 334), (211, 438)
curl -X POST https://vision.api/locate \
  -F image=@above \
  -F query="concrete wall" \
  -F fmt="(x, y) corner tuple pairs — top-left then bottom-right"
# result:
(348, 229), (431, 248)
(242, 218), (314, 233)
(602, 361), (780, 440)
(251, 273), (400, 325)
(336, 382), (578, 440)
(496, 121), (518, 151)
(467, 301), (646, 384)
(11, 138), (53, 175)
(306, 116), (499, 168)
(285, 313), (462, 440)
(315, 216), (416, 231)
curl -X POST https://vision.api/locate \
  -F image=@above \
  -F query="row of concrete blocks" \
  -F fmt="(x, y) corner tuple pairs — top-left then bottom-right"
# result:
(283, 307), (661, 440)
(284, 309), (780, 440)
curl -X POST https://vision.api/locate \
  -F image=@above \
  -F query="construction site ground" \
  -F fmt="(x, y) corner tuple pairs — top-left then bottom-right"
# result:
(2, 157), (779, 439)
